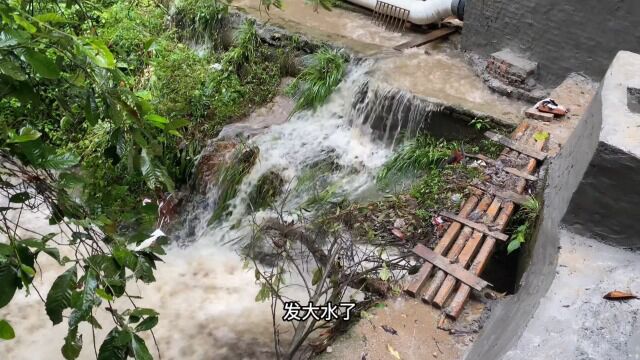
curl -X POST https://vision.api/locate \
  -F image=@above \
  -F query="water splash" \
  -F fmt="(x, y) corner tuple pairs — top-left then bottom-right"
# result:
(349, 79), (443, 147)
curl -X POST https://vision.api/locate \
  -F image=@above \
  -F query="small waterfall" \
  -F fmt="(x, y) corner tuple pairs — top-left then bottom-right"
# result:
(348, 79), (443, 147)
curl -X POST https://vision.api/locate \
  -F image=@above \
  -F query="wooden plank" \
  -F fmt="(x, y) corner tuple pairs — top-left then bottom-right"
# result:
(439, 211), (509, 242)
(432, 198), (504, 308)
(394, 27), (458, 51)
(446, 132), (548, 319)
(422, 196), (492, 303)
(467, 153), (538, 181)
(485, 131), (547, 161)
(470, 183), (530, 206)
(412, 244), (490, 291)
(403, 196), (479, 297)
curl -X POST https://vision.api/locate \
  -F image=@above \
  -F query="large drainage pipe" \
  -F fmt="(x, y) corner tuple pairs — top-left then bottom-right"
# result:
(346, 0), (465, 25)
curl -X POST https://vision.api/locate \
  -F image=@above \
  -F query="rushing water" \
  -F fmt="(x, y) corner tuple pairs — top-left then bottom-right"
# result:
(0, 64), (400, 360)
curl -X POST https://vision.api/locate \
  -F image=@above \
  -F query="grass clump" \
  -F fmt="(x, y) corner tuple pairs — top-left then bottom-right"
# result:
(173, 0), (229, 44)
(287, 48), (347, 113)
(209, 144), (259, 224)
(376, 136), (456, 184)
(507, 197), (540, 254)
(99, 2), (166, 73)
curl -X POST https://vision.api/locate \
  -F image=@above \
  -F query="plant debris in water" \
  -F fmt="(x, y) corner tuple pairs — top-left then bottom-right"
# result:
(209, 143), (259, 224)
(287, 48), (347, 113)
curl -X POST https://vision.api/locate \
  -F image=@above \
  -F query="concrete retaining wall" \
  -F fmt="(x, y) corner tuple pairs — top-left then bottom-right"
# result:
(461, 0), (640, 87)
(563, 51), (640, 249)
(469, 50), (640, 359)
(467, 85), (602, 360)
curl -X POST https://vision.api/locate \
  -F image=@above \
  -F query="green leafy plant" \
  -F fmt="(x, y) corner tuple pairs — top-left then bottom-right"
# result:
(469, 117), (492, 131)
(507, 197), (540, 254)
(224, 19), (261, 68)
(376, 136), (455, 183)
(173, 0), (229, 45)
(287, 48), (347, 113)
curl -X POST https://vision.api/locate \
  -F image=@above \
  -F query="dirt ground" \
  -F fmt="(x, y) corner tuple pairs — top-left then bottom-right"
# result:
(318, 295), (488, 360)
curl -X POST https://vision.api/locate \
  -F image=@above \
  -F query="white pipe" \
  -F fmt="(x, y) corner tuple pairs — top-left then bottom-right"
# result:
(347, 0), (459, 26)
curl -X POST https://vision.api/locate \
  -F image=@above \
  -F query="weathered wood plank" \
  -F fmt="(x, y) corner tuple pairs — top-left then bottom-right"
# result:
(466, 153), (538, 181)
(412, 244), (490, 291)
(439, 211), (509, 242)
(485, 131), (547, 161)
(422, 196), (492, 303)
(445, 132), (548, 319)
(470, 183), (530, 206)
(432, 198), (504, 308)
(403, 196), (479, 297)
(394, 27), (458, 51)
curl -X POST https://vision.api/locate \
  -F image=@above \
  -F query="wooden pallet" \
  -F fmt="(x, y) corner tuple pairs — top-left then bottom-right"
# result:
(404, 122), (548, 320)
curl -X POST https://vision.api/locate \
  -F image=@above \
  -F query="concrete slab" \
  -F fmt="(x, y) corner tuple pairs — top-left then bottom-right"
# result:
(563, 51), (640, 249)
(502, 230), (640, 360)
(598, 51), (640, 158)
(490, 49), (538, 78)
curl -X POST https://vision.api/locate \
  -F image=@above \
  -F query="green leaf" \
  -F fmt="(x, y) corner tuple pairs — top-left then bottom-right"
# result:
(131, 334), (153, 360)
(97, 328), (128, 360)
(95, 288), (113, 302)
(34, 13), (71, 24)
(0, 58), (26, 80)
(0, 263), (19, 308)
(0, 319), (15, 340)
(144, 114), (169, 128)
(61, 326), (82, 360)
(130, 308), (159, 317)
(0, 29), (30, 47)
(379, 263), (391, 282)
(134, 256), (155, 283)
(43, 247), (62, 264)
(45, 266), (77, 325)
(83, 39), (115, 69)
(20, 238), (44, 249)
(113, 247), (138, 270)
(41, 152), (80, 170)
(533, 131), (550, 142)
(255, 283), (270, 302)
(140, 149), (174, 191)
(23, 50), (60, 79)
(12, 15), (37, 33)
(7, 127), (41, 143)
(311, 267), (322, 286)
(166, 119), (190, 131)
(9, 191), (30, 203)
(20, 264), (35, 277)
(135, 316), (158, 332)
(507, 239), (521, 254)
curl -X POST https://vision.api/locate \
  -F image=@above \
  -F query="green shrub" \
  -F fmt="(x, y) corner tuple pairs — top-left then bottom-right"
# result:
(100, 2), (166, 72)
(149, 44), (210, 118)
(173, 0), (228, 44)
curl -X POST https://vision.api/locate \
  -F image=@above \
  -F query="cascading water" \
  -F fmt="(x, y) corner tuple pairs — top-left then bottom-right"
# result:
(1, 62), (441, 359)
